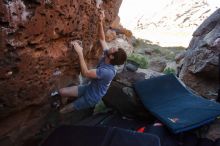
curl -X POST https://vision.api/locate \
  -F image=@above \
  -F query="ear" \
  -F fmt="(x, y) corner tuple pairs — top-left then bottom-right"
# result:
(109, 55), (114, 59)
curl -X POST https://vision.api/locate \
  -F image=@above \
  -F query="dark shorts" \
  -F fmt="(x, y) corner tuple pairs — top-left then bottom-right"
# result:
(78, 84), (89, 97)
(72, 84), (93, 110)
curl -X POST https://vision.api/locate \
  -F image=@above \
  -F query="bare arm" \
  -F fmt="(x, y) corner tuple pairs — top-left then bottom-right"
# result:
(72, 42), (97, 79)
(99, 11), (109, 50)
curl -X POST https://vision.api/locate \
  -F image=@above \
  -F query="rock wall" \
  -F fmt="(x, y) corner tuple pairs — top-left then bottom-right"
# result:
(0, 0), (122, 145)
(179, 9), (220, 99)
(105, 15), (133, 55)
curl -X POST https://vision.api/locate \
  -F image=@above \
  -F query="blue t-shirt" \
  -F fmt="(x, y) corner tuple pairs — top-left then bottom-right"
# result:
(83, 50), (116, 107)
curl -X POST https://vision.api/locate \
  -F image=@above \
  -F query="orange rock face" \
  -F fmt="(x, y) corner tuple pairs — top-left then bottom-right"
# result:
(0, 0), (122, 145)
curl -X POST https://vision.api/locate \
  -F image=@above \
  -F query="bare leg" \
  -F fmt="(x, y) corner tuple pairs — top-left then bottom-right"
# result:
(58, 85), (78, 98)
(59, 102), (75, 114)
(58, 86), (78, 114)
(57, 85), (78, 105)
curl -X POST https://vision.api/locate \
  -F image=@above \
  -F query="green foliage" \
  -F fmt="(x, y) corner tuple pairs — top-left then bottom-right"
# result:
(93, 100), (107, 114)
(133, 38), (185, 62)
(133, 38), (153, 49)
(154, 48), (161, 54)
(127, 53), (148, 69)
(163, 67), (176, 75)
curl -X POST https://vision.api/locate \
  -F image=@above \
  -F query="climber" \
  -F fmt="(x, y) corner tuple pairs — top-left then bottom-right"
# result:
(55, 10), (127, 114)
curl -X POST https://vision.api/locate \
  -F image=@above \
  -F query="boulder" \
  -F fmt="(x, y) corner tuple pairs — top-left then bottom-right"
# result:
(136, 68), (164, 79)
(114, 70), (145, 87)
(115, 69), (163, 87)
(205, 119), (220, 141)
(0, 0), (122, 145)
(110, 15), (122, 30)
(105, 29), (117, 42)
(110, 16), (132, 38)
(175, 51), (186, 63)
(149, 59), (167, 72)
(106, 69), (163, 119)
(107, 38), (133, 55)
(179, 9), (220, 99)
(103, 81), (153, 119)
(165, 62), (177, 72)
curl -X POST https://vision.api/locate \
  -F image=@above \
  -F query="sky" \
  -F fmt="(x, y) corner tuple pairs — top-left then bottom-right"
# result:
(119, 0), (170, 27)
(118, 0), (220, 47)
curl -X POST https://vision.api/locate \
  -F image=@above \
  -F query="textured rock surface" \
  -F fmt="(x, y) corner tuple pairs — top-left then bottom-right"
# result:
(0, 0), (122, 145)
(105, 15), (133, 53)
(179, 9), (220, 99)
(109, 69), (163, 119)
(107, 37), (133, 55)
(105, 29), (117, 41)
(165, 61), (177, 72)
(114, 68), (163, 87)
(136, 68), (164, 79)
(103, 81), (154, 120)
(149, 59), (167, 72)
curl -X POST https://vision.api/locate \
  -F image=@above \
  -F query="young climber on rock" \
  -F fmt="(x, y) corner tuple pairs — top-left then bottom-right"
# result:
(53, 11), (127, 114)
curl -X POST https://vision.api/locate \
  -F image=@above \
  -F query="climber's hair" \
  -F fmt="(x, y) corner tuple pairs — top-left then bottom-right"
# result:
(110, 48), (127, 65)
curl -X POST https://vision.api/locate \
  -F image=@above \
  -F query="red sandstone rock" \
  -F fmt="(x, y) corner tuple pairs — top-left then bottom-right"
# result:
(105, 29), (117, 41)
(0, 0), (122, 145)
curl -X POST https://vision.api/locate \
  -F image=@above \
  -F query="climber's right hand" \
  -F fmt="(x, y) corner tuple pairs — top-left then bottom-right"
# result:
(72, 41), (83, 55)
(99, 10), (105, 22)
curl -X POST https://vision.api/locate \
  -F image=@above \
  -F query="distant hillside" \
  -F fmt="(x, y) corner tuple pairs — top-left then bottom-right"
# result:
(120, 0), (219, 47)
(136, 0), (216, 30)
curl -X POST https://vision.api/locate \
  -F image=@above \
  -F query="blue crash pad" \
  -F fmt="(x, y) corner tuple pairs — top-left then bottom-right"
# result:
(134, 74), (220, 133)
(42, 125), (160, 146)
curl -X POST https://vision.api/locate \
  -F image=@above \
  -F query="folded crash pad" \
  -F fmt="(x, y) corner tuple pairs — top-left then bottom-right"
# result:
(42, 125), (160, 146)
(134, 74), (220, 133)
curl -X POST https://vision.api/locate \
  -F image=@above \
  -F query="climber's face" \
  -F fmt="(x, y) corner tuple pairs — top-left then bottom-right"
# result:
(106, 47), (117, 60)
(108, 47), (118, 55)
(109, 47), (118, 53)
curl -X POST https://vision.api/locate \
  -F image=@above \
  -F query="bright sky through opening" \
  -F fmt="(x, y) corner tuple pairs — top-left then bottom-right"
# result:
(119, 0), (220, 47)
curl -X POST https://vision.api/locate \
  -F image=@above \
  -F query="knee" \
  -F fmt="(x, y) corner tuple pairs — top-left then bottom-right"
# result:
(58, 88), (65, 97)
